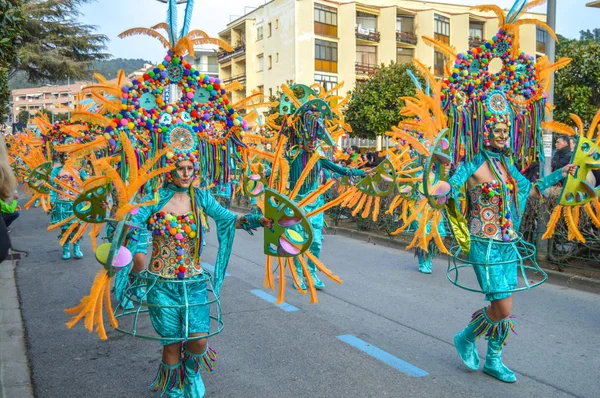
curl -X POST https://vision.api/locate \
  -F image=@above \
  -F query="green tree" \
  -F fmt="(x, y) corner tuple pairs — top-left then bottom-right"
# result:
(344, 62), (418, 139)
(554, 36), (600, 127)
(579, 28), (600, 42)
(11, 0), (109, 83)
(16, 109), (29, 124)
(0, 0), (23, 123)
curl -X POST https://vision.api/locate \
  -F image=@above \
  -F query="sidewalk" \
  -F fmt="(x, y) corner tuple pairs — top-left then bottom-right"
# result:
(0, 250), (34, 398)
(231, 204), (600, 295)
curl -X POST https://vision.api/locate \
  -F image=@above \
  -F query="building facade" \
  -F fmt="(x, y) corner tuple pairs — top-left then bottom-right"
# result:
(218, 0), (547, 106)
(11, 82), (87, 123)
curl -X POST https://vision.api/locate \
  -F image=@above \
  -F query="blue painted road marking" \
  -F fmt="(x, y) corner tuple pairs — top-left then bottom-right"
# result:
(201, 262), (230, 276)
(337, 334), (428, 377)
(249, 289), (299, 312)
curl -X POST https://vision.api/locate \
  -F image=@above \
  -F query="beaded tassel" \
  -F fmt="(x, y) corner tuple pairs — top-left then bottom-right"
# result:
(149, 362), (185, 396)
(468, 308), (517, 351)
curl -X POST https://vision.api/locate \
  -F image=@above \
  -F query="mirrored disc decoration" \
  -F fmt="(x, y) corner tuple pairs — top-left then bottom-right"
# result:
(355, 158), (396, 197)
(28, 161), (53, 194)
(243, 164), (268, 198)
(166, 123), (197, 154)
(264, 188), (313, 258)
(423, 128), (452, 209)
(73, 184), (109, 223)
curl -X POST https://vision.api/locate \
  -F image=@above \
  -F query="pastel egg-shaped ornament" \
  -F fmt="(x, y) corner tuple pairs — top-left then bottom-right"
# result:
(109, 138), (116, 147)
(112, 246), (133, 270)
(189, 231), (196, 239)
(177, 271), (185, 280)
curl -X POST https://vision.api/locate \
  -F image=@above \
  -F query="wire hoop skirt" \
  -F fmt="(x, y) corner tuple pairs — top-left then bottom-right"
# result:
(113, 269), (224, 344)
(447, 233), (548, 299)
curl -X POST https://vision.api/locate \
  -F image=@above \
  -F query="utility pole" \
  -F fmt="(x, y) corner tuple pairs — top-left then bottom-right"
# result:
(543, 0), (557, 176)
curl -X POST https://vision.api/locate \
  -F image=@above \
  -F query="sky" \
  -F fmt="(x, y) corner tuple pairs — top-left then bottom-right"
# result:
(78, 0), (598, 62)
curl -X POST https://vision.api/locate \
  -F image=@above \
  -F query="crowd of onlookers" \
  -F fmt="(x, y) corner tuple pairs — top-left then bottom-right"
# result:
(335, 145), (384, 169)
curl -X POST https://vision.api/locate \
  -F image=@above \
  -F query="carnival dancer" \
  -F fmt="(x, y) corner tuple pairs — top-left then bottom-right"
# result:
(124, 156), (272, 397)
(450, 121), (575, 382)
(280, 89), (370, 290)
(49, 154), (88, 259)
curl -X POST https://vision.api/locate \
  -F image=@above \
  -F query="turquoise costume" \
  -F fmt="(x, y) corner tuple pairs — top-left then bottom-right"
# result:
(287, 151), (364, 289)
(449, 150), (565, 383)
(126, 184), (261, 397)
(49, 164), (87, 259)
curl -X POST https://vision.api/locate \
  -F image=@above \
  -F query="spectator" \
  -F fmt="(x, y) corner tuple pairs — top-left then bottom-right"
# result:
(347, 145), (360, 163)
(551, 135), (572, 171)
(0, 192), (19, 230)
(569, 136), (576, 152)
(0, 134), (17, 236)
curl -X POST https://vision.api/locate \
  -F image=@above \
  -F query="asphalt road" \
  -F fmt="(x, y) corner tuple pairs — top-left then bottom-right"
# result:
(12, 206), (600, 398)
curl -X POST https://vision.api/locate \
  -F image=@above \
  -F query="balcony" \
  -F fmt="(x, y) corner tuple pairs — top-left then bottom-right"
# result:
(469, 37), (487, 48)
(221, 74), (246, 85)
(396, 31), (417, 45)
(355, 63), (377, 76)
(355, 27), (380, 43)
(217, 43), (246, 63)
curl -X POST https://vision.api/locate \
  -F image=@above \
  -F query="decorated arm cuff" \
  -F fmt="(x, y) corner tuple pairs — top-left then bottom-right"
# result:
(239, 213), (262, 235)
(535, 168), (565, 194)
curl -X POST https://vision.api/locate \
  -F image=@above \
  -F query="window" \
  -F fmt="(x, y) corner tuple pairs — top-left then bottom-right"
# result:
(469, 22), (484, 39)
(314, 4), (338, 37)
(434, 51), (445, 77)
(396, 15), (414, 33)
(269, 88), (273, 97)
(536, 27), (547, 53)
(356, 45), (377, 67)
(315, 39), (338, 72)
(314, 74), (338, 92)
(276, 19), (279, 29)
(268, 23), (272, 37)
(434, 14), (450, 44)
(257, 26), (264, 41)
(396, 47), (414, 64)
(276, 53), (279, 63)
(257, 54), (264, 71)
(257, 85), (264, 95)
(268, 55), (272, 69)
(356, 11), (377, 32)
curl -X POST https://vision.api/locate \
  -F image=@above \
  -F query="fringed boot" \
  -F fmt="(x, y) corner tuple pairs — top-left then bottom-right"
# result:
(293, 260), (308, 291)
(454, 308), (489, 370)
(308, 260), (325, 290)
(149, 361), (185, 397)
(483, 317), (517, 383)
(183, 345), (217, 398)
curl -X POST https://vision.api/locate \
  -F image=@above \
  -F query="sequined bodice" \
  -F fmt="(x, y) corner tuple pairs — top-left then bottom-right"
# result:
(56, 174), (79, 200)
(467, 180), (516, 242)
(148, 212), (202, 279)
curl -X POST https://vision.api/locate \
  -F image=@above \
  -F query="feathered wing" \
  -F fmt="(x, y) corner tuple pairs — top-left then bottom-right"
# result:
(118, 28), (171, 49)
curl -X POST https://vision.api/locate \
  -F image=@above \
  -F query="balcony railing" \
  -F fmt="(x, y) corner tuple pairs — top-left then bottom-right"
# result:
(355, 27), (380, 42)
(396, 31), (418, 45)
(221, 74), (246, 85)
(217, 43), (246, 63)
(355, 63), (377, 76)
(469, 37), (487, 48)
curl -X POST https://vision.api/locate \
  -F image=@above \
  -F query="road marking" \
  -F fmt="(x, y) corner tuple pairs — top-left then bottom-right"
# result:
(201, 262), (230, 276)
(337, 334), (428, 377)
(249, 289), (299, 312)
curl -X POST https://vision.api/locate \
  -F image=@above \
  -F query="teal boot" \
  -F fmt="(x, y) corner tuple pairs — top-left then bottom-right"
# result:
(149, 361), (185, 397)
(73, 240), (83, 259)
(453, 308), (490, 370)
(62, 244), (71, 260)
(293, 260), (307, 291)
(483, 320), (517, 383)
(183, 345), (217, 398)
(417, 251), (432, 274)
(307, 261), (325, 290)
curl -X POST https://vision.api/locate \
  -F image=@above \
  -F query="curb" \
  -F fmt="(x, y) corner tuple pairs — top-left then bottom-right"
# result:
(230, 205), (600, 295)
(0, 252), (34, 398)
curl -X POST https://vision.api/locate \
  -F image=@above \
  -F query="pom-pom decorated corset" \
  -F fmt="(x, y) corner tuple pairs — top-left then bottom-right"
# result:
(148, 212), (202, 279)
(467, 180), (516, 242)
(56, 174), (79, 201)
